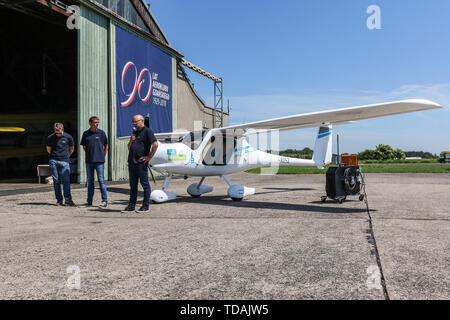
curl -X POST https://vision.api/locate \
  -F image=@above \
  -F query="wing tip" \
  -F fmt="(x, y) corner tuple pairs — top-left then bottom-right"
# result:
(401, 98), (443, 109)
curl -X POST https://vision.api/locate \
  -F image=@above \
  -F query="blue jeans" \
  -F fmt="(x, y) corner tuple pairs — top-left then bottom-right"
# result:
(49, 159), (72, 203)
(129, 162), (151, 206)
(86, 162), (108, 204)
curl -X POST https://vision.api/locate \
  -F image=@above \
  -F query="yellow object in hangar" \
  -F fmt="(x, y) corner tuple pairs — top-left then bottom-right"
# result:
(0, 127), (26, 133)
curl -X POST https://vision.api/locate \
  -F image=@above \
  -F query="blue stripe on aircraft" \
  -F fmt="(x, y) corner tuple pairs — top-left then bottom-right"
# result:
(234, 146), (251, 152)
(318, 132), (331, 139)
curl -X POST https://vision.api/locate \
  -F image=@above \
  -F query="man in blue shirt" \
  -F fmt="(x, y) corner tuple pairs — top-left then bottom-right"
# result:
(122, 114), (158, 213)
(46, 122), (75, 206)
(80, 116), (109, 208)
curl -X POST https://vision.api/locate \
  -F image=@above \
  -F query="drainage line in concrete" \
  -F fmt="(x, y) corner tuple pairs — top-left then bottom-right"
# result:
(361, 174), (390, 300)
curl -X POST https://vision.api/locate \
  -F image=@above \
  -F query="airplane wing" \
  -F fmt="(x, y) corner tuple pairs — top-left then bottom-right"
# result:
(152, 99), (442, 139)
(217, 99), (442, 134)
(154, 131), (191, 140)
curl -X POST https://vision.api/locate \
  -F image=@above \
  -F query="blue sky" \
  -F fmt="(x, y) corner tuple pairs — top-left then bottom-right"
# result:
(148, 0), (450, 154)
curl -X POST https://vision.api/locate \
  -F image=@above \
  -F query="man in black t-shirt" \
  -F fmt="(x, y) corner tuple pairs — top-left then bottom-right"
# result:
(46, 122), (75, 206)
(122, 114), (158, 213)
(80, 116), (109, 208)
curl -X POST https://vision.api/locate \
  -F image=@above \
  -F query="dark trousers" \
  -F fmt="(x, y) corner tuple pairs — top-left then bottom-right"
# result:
(128, 162), (151, 206)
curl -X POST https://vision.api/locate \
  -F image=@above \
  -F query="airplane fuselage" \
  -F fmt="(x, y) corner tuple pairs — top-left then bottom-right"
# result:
(145, 99), (440, 203)
(149, 138), (314, 177)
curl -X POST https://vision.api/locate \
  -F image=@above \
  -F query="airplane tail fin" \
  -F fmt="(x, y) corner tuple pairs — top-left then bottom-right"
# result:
(312, 125), (333, 169)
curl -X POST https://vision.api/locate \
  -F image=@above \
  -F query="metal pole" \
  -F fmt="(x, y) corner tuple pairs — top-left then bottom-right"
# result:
(213, 80), (217, 128)
(337, 134), (340, 164)
(220, 81), (223, 127)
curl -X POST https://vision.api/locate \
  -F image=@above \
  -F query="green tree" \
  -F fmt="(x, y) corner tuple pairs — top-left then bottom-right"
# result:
(358, 149), (377, 160)
(358, 144), (405, 160)
(394, 148), (406, 160)
(374, 144), (395, 160)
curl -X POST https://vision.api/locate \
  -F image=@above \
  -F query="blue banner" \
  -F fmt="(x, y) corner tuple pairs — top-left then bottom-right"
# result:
(116, 25), (172, 138)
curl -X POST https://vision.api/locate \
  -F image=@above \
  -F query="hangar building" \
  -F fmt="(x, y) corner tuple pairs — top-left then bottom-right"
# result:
(0, 0), (229, 182)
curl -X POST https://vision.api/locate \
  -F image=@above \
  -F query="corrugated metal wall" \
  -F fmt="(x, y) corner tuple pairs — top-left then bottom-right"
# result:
(78, 4), (176, 182)
(78, 6), (109, 183)
(77, 2), (220, 182)
(108, 21), (130, 181)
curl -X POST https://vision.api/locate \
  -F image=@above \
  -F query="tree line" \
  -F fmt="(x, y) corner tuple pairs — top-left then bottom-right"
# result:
(358, 145), (437, 160)
(276, 145), (437, 160)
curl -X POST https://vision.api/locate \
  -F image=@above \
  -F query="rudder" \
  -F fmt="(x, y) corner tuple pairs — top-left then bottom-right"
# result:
(312, 125), (333, 169)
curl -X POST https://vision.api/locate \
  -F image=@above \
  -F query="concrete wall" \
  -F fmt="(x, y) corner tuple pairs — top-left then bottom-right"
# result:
(176, 66), (229, 131)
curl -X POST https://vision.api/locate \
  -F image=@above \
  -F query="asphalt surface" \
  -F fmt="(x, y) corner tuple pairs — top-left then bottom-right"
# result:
(0, 172), (449, 299)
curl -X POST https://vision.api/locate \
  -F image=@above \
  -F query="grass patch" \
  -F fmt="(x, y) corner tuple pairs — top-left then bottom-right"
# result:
(246, 164), (450, 174)
(359, 159), (439, 164)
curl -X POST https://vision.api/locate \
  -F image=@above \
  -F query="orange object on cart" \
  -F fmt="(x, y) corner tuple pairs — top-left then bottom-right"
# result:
(341, 154), (358, 166)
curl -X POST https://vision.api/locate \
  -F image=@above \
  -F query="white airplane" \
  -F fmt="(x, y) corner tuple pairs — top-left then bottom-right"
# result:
(148, 99), (442, 203)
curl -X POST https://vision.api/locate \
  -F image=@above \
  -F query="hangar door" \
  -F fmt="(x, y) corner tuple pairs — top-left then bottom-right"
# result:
(0, 3), (78, 182)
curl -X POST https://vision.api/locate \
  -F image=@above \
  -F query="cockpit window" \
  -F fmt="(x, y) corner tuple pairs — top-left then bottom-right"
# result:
(178, 130), (208, 150)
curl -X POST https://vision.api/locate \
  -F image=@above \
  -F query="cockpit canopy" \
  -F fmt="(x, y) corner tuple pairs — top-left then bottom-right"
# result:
(178, 130), (209, 150)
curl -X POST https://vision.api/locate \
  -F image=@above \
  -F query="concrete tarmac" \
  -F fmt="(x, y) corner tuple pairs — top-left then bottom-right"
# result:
(0, 172), (448, 299)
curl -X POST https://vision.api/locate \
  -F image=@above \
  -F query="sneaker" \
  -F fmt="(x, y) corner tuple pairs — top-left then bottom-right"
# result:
(121, 205), (135, 213)
(65, 200), (76, 207)
(136, 205), (149, 213)
(56, 201), (65, 206)
(79, 202), (93, 208)
(98, 202), (108, 208)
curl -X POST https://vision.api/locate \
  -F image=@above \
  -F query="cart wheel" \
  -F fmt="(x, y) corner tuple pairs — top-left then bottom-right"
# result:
(359, 194), (365, 201)
(321, 196), (327, 203)
(338, 198), (344, 204)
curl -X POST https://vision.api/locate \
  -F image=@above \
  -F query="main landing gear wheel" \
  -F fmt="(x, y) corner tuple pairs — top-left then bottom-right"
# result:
(187, 178), (213, 198)
(231, 197), (243, 202)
